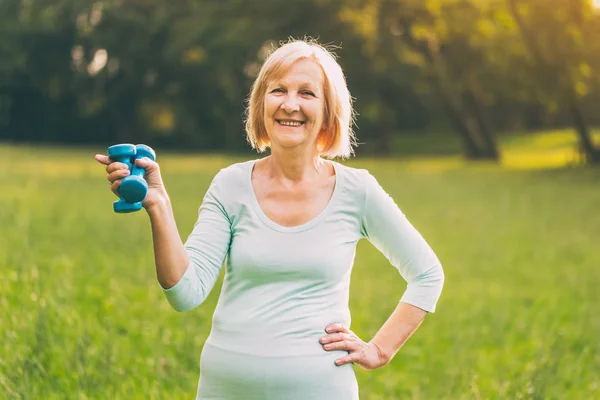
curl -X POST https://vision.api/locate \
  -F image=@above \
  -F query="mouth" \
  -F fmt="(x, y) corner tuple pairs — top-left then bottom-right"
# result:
(276, 119), (305, 127)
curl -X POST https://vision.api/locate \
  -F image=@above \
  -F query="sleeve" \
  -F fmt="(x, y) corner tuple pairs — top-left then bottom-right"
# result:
(360, 171), (444, 313)
(162, 170), (232, 312)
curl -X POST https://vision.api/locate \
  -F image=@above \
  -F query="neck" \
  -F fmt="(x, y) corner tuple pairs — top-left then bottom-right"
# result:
(266, 147), (325, 183)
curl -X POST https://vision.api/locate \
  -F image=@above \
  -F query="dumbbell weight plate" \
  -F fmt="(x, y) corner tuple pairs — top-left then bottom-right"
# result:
(134, 144), (156, 161)
(119, 176), (148, 203)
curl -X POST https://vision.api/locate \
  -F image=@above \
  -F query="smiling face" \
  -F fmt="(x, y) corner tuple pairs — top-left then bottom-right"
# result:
(263, 58), (326, 153)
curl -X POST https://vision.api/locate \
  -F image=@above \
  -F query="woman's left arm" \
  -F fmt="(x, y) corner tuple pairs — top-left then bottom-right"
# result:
(320, 302), (426, 369)
(369, 301), (427, 363)
(321, 171), (444, 369)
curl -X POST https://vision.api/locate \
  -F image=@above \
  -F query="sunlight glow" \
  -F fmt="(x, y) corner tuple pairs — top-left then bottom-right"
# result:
(88, 49), (108, 76)
(593, 0), (600, 9)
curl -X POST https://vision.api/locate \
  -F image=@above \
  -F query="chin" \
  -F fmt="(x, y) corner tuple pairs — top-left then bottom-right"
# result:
(271, 133), (309, 148)
(275, 140), (305, 150)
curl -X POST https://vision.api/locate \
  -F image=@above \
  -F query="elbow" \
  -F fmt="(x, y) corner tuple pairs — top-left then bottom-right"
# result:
(169, 303), (188, 313)
(162, 258), (220, 313)
(403, 263), (444, 313)
(170, 302), (198, 313)
(417, 262), (445, 289)
(162, 278), (207, 313)
(166, 296), (204, 313)
(432, 264), (445, 298)
(433, 263), (445, 289)
(425, 263), (445, 310)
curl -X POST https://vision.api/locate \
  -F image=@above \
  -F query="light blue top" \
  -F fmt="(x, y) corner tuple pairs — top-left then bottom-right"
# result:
(162, 160), (444, 357)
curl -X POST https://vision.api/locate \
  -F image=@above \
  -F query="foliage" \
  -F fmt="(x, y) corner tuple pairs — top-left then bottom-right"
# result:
(1, 0), (600, 160)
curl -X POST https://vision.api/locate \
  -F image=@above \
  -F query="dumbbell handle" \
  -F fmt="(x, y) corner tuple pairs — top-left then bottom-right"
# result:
(130, 158), (145, 179)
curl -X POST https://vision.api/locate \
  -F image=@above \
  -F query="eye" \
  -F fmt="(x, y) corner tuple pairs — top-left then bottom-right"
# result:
(270, 88), (285, 93)
(301, 90), (315, 97)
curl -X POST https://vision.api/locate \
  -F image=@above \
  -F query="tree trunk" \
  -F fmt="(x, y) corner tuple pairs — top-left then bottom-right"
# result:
(373, 78), (393, 156)
(437, 89), (484, 159)
(568, 99), (600, 164)
(416, 52), (484, 158)
(399, 16), (494, 159)
(463, 90), (500, 160)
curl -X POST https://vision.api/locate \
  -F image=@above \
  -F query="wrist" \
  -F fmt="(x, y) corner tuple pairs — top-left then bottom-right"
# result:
(145, 190), (171, 218)
(369, 340), (394, 365)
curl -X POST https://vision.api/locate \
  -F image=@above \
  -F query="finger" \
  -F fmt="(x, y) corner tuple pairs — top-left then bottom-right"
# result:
(135, 157), (158, 169)
(105, 162), (130, 174)
(323, 339), (360, 352)
(320, 332), (351, 344)
(335, 352), (360, 366)
(134, 157), (160, 177)
(95, 154), (111, 165)
(110, 180), (121, 197)
(325, 323), (350, 334)
(107, 169), (130, 184)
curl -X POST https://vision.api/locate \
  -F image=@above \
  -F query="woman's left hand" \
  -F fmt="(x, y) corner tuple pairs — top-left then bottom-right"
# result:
(320, 323), (388, 370)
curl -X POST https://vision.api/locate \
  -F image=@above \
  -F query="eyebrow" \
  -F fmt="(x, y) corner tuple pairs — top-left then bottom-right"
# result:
(269, 80), (320, 91)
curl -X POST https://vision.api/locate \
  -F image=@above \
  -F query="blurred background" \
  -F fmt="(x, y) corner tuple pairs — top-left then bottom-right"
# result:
(2, 1), (600, 399)
(1, 0), (600, 162)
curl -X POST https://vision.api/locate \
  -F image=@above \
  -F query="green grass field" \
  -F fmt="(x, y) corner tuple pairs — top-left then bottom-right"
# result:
(1, 131), (599, 399)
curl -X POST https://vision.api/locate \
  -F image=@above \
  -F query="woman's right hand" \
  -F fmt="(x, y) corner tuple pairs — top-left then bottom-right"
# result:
(94, 154), (169, 211)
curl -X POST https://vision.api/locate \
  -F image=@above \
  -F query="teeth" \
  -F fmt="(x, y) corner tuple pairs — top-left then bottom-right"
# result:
(279, 120), (303, 127)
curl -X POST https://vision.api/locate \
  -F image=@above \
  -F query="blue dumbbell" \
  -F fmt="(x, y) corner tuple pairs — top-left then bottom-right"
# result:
(107, 143), (156, 213)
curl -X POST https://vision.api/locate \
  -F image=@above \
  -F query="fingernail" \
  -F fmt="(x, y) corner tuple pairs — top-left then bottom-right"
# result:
(321, 337), (328, 343)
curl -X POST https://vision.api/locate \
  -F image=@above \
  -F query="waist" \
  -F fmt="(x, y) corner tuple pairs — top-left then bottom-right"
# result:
(206, 315), (350, 357)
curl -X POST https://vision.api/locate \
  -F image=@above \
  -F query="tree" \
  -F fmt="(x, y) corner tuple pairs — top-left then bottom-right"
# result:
(506, 0), (600, 163)
(338, 0), (505, 160)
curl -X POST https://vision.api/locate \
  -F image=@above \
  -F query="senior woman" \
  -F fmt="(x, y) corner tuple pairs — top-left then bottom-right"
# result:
(95, 39), (444, 399)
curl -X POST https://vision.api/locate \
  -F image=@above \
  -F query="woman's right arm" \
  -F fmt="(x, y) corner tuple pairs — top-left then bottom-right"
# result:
(96, 154), (232, 312)
(146, 193), (190, 290)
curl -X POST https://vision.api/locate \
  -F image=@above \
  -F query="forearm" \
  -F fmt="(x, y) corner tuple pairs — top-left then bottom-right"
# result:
(369, 302), (428, 364)
(146, 193), (189, 289)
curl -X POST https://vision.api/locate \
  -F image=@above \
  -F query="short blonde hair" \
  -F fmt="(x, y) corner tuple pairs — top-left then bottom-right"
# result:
(244, 39), (356, 159)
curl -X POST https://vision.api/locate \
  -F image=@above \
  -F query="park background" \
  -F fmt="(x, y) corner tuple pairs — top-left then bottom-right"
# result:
(1, 0), (599, 399)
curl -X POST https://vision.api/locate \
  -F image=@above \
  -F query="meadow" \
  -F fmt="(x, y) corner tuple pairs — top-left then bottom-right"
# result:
(1, 130), (599, 399)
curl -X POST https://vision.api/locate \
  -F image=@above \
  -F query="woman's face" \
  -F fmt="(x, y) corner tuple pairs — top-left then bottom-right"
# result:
(263, 58), (326, 153)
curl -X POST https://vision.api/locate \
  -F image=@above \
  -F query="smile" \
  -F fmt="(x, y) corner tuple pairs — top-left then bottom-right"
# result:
(276, 120), (304, 127)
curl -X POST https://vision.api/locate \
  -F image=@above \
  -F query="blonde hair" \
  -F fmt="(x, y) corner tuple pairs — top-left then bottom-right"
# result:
(244, 39), (356, 158)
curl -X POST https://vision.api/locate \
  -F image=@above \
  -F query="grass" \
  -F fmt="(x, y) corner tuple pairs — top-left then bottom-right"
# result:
(1, 129), (599, 399)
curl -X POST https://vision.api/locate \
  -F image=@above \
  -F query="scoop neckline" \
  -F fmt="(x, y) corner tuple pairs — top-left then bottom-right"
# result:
(247, 158), (342, 233)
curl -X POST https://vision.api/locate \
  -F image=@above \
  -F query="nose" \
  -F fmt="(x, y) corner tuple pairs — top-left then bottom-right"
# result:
(280, 93), (299, 113)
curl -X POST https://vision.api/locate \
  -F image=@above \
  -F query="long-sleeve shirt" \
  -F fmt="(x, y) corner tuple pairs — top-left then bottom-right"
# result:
(162, 159), (444, 357)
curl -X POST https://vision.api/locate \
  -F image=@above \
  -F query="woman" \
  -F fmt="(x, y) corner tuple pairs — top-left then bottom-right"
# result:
(95, 39), (444, 399)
